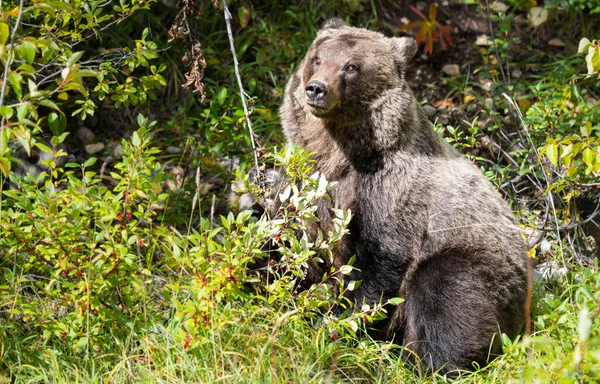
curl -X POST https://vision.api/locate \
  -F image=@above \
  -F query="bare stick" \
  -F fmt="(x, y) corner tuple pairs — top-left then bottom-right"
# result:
(0, 0), (25, 110)
(221, 0), (260, 174)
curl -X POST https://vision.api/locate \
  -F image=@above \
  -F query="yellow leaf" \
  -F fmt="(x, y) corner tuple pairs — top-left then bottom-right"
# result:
(463, 94), (475, 104)
(517, 98), (531, 113)
(58, 92), (69, 101)
(9, 6), (20, 17)
(0, 22), (9, 46)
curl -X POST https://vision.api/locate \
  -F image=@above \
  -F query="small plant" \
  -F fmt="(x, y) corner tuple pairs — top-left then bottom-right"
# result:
(397, 3), (453, 55)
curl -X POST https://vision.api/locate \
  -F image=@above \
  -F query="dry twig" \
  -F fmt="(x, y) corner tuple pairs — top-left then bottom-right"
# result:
(221, 0), (261, 175)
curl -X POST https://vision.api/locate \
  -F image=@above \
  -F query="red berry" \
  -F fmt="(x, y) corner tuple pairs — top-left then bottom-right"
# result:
(126, 213), (133, 219)
(116, 213), (123, 220)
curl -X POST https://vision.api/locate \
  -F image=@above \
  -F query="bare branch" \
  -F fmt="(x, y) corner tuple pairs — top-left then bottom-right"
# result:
(221, 0), (260, 175)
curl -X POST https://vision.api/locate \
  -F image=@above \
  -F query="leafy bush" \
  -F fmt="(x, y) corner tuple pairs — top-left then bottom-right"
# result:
(0, 117), (169, 357)
(0, 0), (164, 175)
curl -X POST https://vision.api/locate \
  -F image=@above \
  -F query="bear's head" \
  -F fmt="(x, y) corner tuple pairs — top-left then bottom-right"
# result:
(300, 19), (417, 119)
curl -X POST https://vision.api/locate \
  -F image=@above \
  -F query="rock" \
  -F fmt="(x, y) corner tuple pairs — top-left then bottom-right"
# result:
(481, 79), (493, 92)
(166, 146), (182, 154)
(165, 179), (178, 191)
(77, 127), (96, 146)
(265, 169), (280, 185)
(238, 193), (255, 211)
(511, 69), (523, 79)
(475, 34), (494, 46)
(585, 97), (597, 107)
(548, 38), (565, 47)
(484, 98), (494, 110)
(540, 239), (552, 254)
(436, 114), (449, 126)
(533, 262), (567, 282)
(423, 104), (437, 118)
(493, 2), (509, 12)
(112, 144), (123, 159)
(14, 159), (43, 179)
(442, 64), (460, 77)
(528, 7), (549, 27)
(462, 18), (488, 34)
(85, 142), (105, 154)
(170, 166), (184, 176)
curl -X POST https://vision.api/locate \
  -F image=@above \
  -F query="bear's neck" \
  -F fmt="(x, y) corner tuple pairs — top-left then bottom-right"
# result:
(322, 95), (449, 174)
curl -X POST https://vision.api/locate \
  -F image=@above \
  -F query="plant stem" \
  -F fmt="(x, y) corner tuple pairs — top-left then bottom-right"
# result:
(221, 0), (260, 175)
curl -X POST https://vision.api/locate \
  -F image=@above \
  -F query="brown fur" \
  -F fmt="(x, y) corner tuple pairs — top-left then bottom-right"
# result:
(280, 20), (528, 375)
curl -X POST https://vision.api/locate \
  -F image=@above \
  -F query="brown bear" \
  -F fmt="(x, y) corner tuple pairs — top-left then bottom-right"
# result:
(280, 19), (528, 375)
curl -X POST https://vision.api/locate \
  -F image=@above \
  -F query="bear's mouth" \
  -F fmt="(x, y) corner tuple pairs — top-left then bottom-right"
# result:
(306, 100), (336, 117)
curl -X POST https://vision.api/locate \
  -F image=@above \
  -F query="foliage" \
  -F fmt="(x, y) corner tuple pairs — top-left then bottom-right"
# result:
(544, 0), (600, 13)
(397, 4), (453, 55)
(0, 0), (165, 176)
(0, 118), (170, 355)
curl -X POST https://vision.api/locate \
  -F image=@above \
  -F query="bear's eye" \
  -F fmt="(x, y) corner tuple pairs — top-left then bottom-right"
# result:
(313, 57), (321, 65)
(344, 64), (359, 73)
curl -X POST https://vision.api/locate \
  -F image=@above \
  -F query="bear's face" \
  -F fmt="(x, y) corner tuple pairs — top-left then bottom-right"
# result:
(299, 21), (417, 120)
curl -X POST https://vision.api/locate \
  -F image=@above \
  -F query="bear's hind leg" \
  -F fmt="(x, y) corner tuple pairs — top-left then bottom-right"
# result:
(400, 250), (514, 376)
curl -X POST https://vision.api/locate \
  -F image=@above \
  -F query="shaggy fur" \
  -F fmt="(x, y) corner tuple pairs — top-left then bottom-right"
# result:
(280, 20), (528, 375)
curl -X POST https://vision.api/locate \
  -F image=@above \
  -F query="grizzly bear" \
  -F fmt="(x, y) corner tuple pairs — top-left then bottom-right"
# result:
(280, 19), (528, 375)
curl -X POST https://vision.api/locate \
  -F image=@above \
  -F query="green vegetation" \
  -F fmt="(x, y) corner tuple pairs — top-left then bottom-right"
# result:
(1, 0), (599, 382)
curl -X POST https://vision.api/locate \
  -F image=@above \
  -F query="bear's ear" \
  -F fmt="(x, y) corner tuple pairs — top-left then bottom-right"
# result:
(319, 18), (347, 31)
(392, 37), (418, 64)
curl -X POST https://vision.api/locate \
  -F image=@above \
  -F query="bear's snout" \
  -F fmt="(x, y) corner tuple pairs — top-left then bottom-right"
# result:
(305, 81), (328, 103)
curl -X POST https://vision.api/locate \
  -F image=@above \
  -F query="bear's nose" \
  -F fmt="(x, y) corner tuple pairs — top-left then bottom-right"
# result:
(305, 81), (328, 102)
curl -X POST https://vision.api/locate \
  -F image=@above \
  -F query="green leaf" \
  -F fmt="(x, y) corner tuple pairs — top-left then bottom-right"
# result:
(0, 22), (9, 45)
(541, 143), (558, 167)
(237, 6), (250, 28)
(75, 69), (98, 78)
(83, 157), (97, 167)
(582, 147), (594, 167)
(19, 41), (36, 65)
(12, 126), (31, 156)
(67, 51), (84, 67)
(215, 87), (228, 106)
(387, 297), (405, 305)
(39, 99), (60, 111)
(0, 106), (14, 119)
(347, 280), (361, 291)
(35, 142), (53, 154)
(586, 46), (600, 74)
(339, 265), (353, 275)
(8, 72), (22, 99)
(580, 122), (591, 138)
(0, 157), (10, 177)
(48, 112), (67, 136)
(131, 131), (141, 148)
(137, 114), (146, 127)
